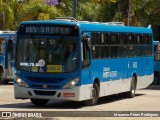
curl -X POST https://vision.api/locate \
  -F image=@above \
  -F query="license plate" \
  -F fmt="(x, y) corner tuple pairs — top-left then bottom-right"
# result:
(63, 93), (75, 97)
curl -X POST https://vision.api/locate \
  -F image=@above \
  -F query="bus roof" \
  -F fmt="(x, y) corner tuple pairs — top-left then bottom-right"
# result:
(153, 41), (159, 45)
(19, 20), (152, 34)
(0, 31), (16, 39)
(0, 31), (16, 34)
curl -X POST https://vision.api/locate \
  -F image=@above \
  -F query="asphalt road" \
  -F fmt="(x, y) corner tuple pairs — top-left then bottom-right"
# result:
(0, 83), (160, 119)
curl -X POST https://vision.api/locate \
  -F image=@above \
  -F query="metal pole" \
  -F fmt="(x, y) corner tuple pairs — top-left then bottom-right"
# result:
(0, 13), (2, 29)
(2, 11), (5, 30)
(72, 0), (77, 19)
(128, 0), (131, 26)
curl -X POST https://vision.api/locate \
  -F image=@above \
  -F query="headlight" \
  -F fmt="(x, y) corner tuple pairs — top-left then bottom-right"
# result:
(16, 77), (28, 87)
(63, 78), (79, 89)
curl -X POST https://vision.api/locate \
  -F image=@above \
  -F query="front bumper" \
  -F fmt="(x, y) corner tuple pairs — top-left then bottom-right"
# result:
(14, 83), (92, 101)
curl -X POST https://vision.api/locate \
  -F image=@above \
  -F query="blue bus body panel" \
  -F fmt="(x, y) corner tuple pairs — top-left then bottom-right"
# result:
(81, 57), (153, 85)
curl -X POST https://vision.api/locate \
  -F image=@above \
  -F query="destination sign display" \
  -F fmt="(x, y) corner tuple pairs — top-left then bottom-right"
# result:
(19, 24), (79, 36)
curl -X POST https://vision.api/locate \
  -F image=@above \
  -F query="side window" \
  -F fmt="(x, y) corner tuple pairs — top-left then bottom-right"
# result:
(127, 34), (135, 57)
(119, 34), (127, 57)
(100, 33), (105, 45)
(91, 33), (99, 59)
(119, 34), (126, 45)
(100, 33), (110, 45)
(142, 34), (152, 56)
(134, 34), (142, 56)
(143, 34), (150, 45)
(91, 33), (110, 59)
(110, 34), (118, 45)
(99, 33), (109, 58)
(92, 33), (99, 45)
(82, 38), (90, 68)
(110, 33), (118, 58)
(135, 34), (142, 45)
(127, 34), (134, 44)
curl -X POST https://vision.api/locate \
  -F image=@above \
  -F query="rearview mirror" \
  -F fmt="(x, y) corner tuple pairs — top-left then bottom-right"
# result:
(82, 33), (91, 51)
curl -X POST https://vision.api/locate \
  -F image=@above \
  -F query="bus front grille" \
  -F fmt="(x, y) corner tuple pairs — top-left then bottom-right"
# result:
(26, 76), (65, 83)
(34, 90), (56, 96)
(32, 84), (60, 89)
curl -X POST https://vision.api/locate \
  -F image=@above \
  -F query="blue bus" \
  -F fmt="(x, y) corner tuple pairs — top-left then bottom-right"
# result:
(0, 31), (16, 84)
(153, 40), (160, 84)
(14, 18), (154, 106)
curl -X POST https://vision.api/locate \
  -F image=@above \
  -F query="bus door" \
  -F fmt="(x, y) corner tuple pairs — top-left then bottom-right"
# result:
(81, 32), (92, 86)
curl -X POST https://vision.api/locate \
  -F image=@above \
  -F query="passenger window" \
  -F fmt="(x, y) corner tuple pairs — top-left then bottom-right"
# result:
(100, 33), (109, 45)
(143, 35), (150, 45)
(91, 33), (99, 45)
(127, 34), (134, 44)
(142, 34), (152, 56)
(135, 34), (142, 45)
(110, 34), (118, 45)
(110, 33), (118, 58)
(91, 33), (99, 59)
(119, 34), (127, 57)
(127, 34), (135, 57)
(106, 34), (109, 45)
(92, 46), (99, 59)
(119, 34), (126, 45)
(100, 33), (105, 45)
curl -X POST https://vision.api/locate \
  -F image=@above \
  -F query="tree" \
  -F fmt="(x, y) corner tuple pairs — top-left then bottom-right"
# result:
(18, 0), (60, 21)
(0, 0), (160, 38)
(0, 0), (15, 30)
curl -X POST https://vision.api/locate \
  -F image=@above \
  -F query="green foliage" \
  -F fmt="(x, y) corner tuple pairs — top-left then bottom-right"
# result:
(0, 0), (160, 39)
(19, 0), (60, 20)
(77, 2), (101, 21)
(0, 0), (15, 30)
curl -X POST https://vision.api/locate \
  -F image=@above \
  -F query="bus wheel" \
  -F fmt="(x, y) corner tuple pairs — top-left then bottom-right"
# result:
(153, 73), (160, 85)
(84, 83), (99, 106)
(30, 98), (49, 106)
(126, 76), (136, 98)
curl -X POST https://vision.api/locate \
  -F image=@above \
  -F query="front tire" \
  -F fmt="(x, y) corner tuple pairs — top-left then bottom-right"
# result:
(30, 98), (49, 107)
(84, 83), (99, 106)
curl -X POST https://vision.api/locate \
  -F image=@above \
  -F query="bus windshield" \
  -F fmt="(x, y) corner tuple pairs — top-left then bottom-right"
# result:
(16, 36), (79, 73)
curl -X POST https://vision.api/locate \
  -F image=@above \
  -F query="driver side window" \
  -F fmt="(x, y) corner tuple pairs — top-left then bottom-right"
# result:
(82, 38), (90, 68)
